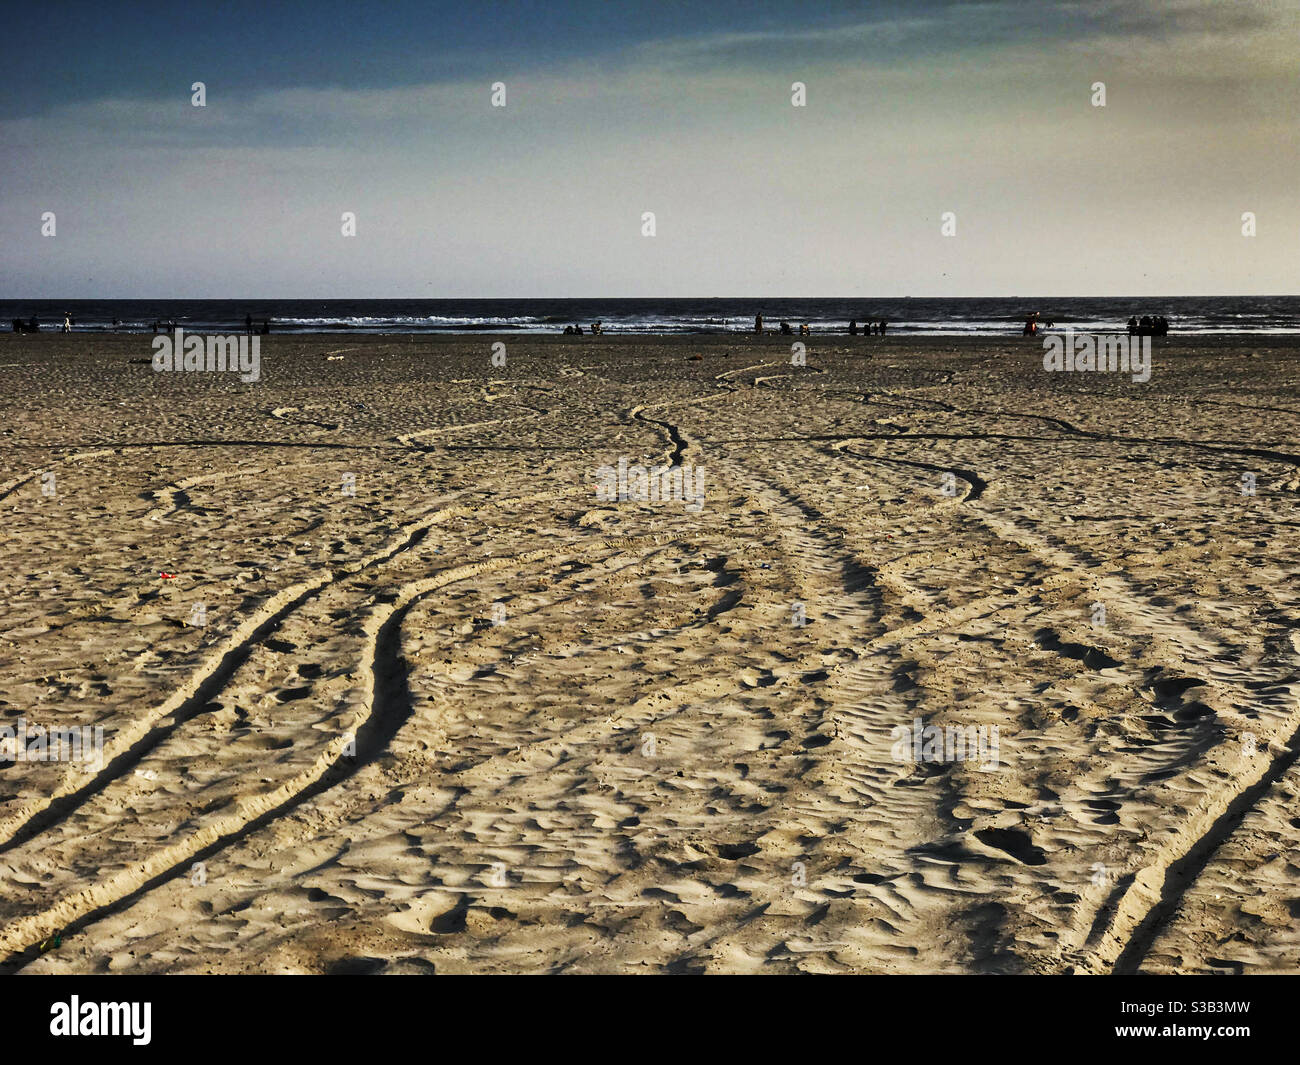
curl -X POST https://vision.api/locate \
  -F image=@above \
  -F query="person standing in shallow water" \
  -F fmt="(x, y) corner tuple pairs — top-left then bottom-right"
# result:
(754, 313), (763, 334)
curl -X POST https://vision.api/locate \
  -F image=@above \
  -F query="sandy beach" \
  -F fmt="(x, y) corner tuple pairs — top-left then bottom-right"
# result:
(0, 330), (1297, 974)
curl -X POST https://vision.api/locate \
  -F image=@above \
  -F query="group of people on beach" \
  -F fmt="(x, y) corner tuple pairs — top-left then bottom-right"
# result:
(848, 320), (889, 336)
(751, 315), (888, 337)
(9, 314), (77, 332)
(558, 317), (890, 336)
(9, 314), (76, 332)
(1022, 311), (1171, 336)
(1127, 315), (1169, 336)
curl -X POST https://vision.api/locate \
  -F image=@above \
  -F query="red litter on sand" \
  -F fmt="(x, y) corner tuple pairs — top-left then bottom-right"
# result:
(160, 572), (178, 580)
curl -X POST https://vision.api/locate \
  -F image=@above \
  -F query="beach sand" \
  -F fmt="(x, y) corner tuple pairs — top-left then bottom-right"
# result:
(0, 331), (1297, 974)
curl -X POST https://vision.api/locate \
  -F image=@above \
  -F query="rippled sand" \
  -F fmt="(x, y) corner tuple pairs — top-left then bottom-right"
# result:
(0, 331), (1297, 974)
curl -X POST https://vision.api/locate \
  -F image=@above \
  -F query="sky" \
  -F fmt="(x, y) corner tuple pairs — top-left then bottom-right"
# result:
(2, 0), (1298, 297)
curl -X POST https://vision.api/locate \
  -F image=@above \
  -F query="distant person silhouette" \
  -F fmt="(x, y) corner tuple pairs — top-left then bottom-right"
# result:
(754, 314), (763, 334)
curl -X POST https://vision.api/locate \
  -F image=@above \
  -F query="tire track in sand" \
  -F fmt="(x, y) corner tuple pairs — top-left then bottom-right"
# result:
(0, 486), (586, 855)
(0, 529), (676, 967)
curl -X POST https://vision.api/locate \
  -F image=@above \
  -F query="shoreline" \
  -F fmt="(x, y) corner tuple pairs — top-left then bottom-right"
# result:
(10, 327), (1300, 339)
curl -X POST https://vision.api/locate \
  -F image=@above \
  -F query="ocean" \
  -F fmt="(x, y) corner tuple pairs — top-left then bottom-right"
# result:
(3, 297), (1298, 336)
